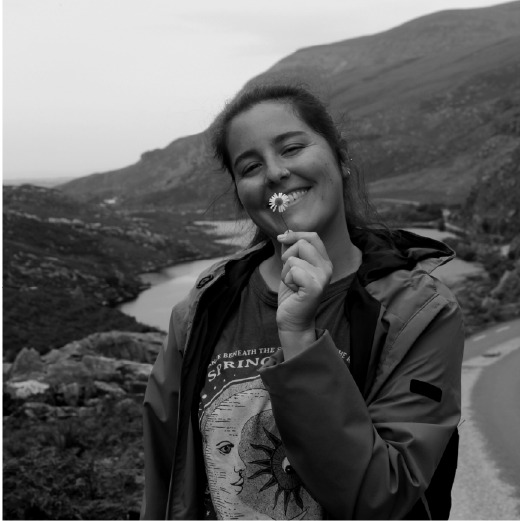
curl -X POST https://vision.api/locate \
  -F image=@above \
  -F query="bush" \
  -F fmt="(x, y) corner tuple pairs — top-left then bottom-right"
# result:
(3, 397), (144, 520)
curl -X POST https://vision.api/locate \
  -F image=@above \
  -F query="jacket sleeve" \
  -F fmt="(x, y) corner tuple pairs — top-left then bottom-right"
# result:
(141, 300), (189, 520)
(258, 297), (464, 520)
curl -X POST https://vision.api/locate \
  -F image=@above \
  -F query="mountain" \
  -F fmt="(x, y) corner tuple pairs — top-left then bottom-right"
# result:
(3, 176), (78, 188)
(59, 2), (519, 209)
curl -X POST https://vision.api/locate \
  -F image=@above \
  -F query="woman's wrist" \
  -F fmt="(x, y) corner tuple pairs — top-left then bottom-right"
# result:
(278, 327), (317, 360)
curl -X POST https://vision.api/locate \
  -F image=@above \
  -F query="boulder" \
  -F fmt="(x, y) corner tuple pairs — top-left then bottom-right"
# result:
(5, 379), (50, 400)
(56, 382), (82, 406)
(10, 348), (45, 382)
(114, 397), (143, 417)
(44, 358), (95, 386)
(22, 402), (55, 419)
(82, 355), (121, 382)
(93, 380), (126, 397)
(3, 363), (12, 379)
(117, 360), (153, 382)
(56, 331), (165, 364)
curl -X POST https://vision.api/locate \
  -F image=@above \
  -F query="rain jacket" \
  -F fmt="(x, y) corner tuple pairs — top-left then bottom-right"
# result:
(141, 228), (464, 520)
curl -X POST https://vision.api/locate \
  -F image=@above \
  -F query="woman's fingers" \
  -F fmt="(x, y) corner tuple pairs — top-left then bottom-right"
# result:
(278, 231), (329, 259)
(281, 241), (325, 270)
(281, 256), (330, 294)
(281, 257), (310, 288)
(279, 235), (332, 270)
(281, 265), (302, 293)
(278, 231), (333, 295)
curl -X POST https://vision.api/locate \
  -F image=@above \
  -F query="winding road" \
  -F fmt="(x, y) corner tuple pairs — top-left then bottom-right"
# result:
(450, 318), (520, 520)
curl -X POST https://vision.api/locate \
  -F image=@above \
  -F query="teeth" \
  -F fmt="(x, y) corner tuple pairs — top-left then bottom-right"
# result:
(286, 189), (309, 205)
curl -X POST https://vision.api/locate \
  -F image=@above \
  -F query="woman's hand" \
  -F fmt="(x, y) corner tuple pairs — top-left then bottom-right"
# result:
(276, 231), (333, 358)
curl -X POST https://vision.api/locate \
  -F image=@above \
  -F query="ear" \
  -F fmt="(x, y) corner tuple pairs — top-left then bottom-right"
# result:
(340, 165), (351, 186)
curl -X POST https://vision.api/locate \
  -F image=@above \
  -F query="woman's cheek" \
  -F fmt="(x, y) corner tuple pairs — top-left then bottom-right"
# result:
(237, 181), (264, 211)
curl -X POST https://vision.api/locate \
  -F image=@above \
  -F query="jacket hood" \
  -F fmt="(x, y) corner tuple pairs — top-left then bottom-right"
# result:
(350, 228), (455, 286)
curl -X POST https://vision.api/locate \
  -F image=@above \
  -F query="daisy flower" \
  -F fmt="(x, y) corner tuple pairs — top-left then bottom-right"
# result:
(268, 192), (290, 213)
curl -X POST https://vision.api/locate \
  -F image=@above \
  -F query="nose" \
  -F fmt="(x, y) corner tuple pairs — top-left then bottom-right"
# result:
(265, 160), (290, 184)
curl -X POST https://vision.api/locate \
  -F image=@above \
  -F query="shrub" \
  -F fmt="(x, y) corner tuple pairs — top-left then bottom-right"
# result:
(3, 397), (144, 520)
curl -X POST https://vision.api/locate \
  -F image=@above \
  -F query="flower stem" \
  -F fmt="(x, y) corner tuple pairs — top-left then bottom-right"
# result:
(280, 213), (289, 232)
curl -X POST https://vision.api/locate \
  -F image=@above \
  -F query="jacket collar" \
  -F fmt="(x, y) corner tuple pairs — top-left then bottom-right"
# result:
(194, 227), (454, 298)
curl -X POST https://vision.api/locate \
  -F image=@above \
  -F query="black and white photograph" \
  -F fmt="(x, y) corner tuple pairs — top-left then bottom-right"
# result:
(3, 1), (519, 519)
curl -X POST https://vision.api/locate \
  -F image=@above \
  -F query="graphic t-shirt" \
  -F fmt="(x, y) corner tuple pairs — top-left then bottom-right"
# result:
(199, 267), (354, 520)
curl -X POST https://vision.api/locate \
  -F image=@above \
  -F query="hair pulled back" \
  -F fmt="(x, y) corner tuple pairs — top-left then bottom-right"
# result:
(209, 82), (380, 244)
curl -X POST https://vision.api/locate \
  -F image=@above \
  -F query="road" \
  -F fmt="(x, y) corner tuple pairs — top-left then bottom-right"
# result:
(450, 319), (520, 520)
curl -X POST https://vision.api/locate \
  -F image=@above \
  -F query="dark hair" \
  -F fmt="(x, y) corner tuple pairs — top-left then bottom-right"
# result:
(209, 82), (381, 244)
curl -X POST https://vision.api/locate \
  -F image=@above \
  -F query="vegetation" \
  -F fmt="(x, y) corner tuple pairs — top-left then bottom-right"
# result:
(376, 202), (445, 229)
(4, 397), (143, 520)
(446, 236), (519, 335)
(441, 146), (520, 335)
(3, 185), (234, 362)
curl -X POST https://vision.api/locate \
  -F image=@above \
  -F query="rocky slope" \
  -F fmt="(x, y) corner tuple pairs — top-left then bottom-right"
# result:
(59, 2), (519, 209)
(444, 144), (520, 333)
(3, 184), (235, 362)
(3, 331), (164, 520)
(4, 331), (164, 419)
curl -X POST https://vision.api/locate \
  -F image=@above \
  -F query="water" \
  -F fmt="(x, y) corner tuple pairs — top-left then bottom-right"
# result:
(119, 258), (226, 331)
(119, 225), (482, 331)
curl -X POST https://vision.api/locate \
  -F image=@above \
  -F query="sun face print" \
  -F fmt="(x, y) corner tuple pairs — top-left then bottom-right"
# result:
(238, 409), (322, 519)
(249, 427), (305, 515)
(201, 378), (322, 519)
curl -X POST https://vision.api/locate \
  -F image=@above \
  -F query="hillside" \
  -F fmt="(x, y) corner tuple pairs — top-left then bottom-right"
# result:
(60, 2), (519, 209)
(3, 185), (234, 362)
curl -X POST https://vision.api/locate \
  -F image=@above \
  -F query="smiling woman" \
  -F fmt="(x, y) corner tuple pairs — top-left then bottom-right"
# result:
(141, 83), (465, 520)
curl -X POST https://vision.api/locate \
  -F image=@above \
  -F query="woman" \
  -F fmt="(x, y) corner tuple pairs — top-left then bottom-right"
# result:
(141, 84), (464, 520)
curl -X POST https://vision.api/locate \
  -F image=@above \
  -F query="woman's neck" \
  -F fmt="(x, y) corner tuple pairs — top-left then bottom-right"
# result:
(259, 229), (363, 292)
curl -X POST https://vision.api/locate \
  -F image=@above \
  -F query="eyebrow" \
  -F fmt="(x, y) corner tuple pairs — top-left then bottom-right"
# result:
(232, 130), (308, 170)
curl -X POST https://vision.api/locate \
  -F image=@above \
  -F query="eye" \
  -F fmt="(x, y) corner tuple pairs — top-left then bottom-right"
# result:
(216, 441), (234, 455)
(282, 143), (305, 156)
(240, 162), (262, 177)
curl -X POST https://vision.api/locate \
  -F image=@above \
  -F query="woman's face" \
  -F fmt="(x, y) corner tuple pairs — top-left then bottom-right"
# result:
(226, 101), (348, 240)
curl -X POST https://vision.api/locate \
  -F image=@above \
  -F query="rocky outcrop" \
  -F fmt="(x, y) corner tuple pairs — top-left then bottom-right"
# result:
(4, 331), (166, 419)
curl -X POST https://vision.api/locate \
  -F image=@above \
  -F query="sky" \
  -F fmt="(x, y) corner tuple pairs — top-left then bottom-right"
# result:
(3, 0), (503, 181)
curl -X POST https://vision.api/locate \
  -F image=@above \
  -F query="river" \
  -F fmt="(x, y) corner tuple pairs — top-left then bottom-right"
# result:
(119, 223), (483, 331)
